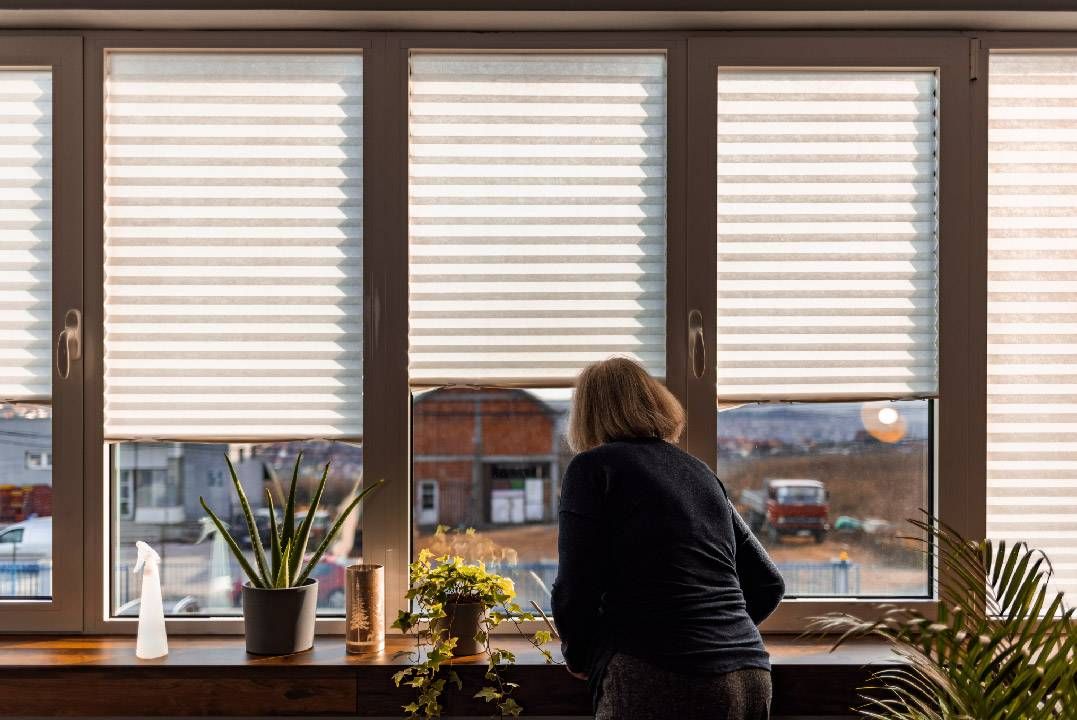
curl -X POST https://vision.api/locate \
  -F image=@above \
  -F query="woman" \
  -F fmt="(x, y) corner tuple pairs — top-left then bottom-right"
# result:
(552, 357), (785, 720)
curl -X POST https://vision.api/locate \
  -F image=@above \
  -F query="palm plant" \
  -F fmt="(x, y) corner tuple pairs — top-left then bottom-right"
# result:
(809, 515), (1076, 719)
(200, 452), (382, 589)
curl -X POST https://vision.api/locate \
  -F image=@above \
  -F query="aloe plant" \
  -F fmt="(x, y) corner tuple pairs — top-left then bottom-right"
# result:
(809, 515), (1077, 719)
(200, 452), (382, 589)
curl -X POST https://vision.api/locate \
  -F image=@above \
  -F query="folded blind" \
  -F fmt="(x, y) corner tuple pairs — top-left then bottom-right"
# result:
(715, 70), (939, 402)
(104, 53), (363, 442)
(408, 53), (667, 386)
(0, 69), (51, 403)
(987, 52), (1077, 600)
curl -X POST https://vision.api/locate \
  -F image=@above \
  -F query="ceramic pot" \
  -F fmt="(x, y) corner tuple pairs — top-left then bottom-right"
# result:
(241, 579), (318, 655)
(430, 601), (485, 657)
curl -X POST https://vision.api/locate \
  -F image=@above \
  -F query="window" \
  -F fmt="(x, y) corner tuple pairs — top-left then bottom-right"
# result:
(412, 387), (574, 612)
(24, 451), (52, 470)
(407, 52), (669, 613)
(103, 51), (365, 618)
(987, 51), (1077, 602)
(0, 63), (60, 607)
(712, 68), (940, 598)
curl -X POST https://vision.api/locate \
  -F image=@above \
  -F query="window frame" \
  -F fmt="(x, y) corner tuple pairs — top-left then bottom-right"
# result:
(0, 27), (1012, 636)
(0, 35), (85, 633)
(81, 31), (383, 635)
(684, 35), (978, 631)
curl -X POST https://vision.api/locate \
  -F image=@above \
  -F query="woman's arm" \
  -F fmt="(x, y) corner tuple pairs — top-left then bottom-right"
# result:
(730, 500), (785, 625)
(551, 457), (607, 675)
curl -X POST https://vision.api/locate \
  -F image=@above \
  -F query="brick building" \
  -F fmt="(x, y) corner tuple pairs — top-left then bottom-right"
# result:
(412, 388), (568, 530)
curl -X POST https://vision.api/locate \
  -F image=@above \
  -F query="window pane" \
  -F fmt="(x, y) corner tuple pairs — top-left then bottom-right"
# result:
(0, 405), (52, 599)
(988, 52), (1077, 602)
(407, 53), (667, 385)
(412, 388), (573, 612)
(110, 441), (364, 617)
(715, 69), (939, 402)
(719, 401), (931, 597)
(0, 67), (53, 600)
(103, 52), (365, 616)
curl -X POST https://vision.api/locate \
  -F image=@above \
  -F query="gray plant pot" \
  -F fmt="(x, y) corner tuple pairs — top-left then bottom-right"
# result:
(241, 579), (318, 656)
(430, 601), (485, 657)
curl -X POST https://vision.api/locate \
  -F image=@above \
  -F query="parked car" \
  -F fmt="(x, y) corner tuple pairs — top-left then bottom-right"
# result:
(0, 516), (51, 561)
(231, 558), (347, 609)
(740, 478), (830, 544)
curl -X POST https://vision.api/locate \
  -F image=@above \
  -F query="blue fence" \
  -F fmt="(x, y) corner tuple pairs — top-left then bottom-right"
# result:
(0, 557), (860, 607)
(493, 559), (860, 611)
(0, 562), (51, 597)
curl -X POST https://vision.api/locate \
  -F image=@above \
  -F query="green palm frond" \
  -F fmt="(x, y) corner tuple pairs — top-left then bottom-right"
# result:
(808, 513), (1077, 720)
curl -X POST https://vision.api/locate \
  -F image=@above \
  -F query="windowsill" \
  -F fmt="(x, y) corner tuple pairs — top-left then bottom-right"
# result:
(0, 634), (900, 717)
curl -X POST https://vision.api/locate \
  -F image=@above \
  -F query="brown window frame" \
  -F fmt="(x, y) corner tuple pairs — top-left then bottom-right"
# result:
(0, 35), (85, 633)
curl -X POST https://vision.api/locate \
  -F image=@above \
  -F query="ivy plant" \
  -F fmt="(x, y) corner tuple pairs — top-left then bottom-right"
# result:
(392, 528), (555, 719)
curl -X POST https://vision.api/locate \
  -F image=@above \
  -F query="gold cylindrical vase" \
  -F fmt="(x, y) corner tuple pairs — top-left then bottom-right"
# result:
(345, 564), (384, 654)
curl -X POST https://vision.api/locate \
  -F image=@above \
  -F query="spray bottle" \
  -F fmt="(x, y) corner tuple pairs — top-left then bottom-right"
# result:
(133, 541), (168, 659)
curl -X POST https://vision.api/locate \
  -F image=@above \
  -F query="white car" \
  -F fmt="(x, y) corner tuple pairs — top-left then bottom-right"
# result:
(0, 517), (52, 562)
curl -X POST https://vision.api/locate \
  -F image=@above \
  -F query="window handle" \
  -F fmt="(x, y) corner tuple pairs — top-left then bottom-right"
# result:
(56, 309), (82, 380)
(688, 309), (706, 379)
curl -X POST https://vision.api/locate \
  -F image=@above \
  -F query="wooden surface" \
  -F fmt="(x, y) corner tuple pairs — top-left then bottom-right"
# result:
(0, 635), (899, 716)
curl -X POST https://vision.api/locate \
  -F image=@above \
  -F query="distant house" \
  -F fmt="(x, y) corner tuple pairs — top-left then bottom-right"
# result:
(412, 387), (567, 529)
(115, 442), (231, 542)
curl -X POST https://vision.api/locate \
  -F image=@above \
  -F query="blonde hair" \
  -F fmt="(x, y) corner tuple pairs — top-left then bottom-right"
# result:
(567, 357), (685, 452)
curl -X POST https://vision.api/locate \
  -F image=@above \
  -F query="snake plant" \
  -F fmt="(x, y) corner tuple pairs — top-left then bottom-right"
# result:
(200, 452), (382, 589)
(809, 515), (1076, 720)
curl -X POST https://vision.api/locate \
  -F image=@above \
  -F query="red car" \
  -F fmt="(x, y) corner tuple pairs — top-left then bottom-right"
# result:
(231, 560), (347, 609)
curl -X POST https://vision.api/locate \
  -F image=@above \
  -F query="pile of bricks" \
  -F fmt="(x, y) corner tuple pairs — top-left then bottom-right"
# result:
(0, 485), (53, 523)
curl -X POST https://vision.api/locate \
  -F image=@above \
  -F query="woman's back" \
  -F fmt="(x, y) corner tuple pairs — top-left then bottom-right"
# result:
(552, 437), (781, 677)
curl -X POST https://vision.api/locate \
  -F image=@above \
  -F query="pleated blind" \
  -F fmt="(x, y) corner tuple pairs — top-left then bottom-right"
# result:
(408, 53), (667, 386)
(0, 69), (52, 403)
(987, 52), (1077, 600)
(103, 53), (363, 442)
(715, 70), (940, 402)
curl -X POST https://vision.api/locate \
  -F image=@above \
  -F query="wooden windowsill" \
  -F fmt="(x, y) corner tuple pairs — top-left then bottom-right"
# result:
(0, 634), (899, 716)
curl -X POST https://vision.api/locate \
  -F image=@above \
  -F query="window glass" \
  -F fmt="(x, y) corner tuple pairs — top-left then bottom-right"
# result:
(987, 52), (1077, 601)
(412, 388), (573, 612)
(714, 69), (938, 598)
(110, 441), (363, 616)
(719, 400), (931, 597)
(102, 52), (364, 617)
(407, 51), (667, 612)
(0, 67), (54, 600)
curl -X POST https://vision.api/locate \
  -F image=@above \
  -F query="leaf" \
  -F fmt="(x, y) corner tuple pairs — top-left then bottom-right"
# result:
(199, 496), (264, 588)
(224, 454), (271, 587)
(281, 451), (302, 554)
(289, 460), (330, 582)
(295, 478), (384, 584)
(474, 687), (502, 702)
(266, 488), (281, 580)
(275, 539), (292, 588)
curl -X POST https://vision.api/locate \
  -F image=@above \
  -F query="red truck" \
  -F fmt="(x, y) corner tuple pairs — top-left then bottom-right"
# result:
(739, 478), (830, 544)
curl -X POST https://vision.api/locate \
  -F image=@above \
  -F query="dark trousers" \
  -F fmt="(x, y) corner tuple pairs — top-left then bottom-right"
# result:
(595, 653), (772, 720)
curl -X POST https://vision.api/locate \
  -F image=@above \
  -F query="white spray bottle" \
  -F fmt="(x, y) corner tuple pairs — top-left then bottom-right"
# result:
(133, 541), (168, 659)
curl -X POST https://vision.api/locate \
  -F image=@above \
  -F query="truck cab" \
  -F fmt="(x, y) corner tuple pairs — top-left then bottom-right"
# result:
(740, 478), (830, 544)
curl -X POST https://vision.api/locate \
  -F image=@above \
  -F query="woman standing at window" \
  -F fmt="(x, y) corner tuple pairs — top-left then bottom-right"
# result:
(552, 358), (784, 720)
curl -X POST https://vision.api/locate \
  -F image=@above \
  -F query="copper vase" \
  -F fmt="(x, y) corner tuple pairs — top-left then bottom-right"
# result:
(345, 564), (384, 654)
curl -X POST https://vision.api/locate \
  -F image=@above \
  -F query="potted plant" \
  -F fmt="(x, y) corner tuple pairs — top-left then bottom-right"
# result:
(392, 529), (555, 719)
(201, 452), (382, 655)
(810, 515), (1077, 719)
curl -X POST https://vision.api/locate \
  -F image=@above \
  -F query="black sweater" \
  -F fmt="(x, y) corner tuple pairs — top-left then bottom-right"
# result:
(551, 438), (784, 702)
